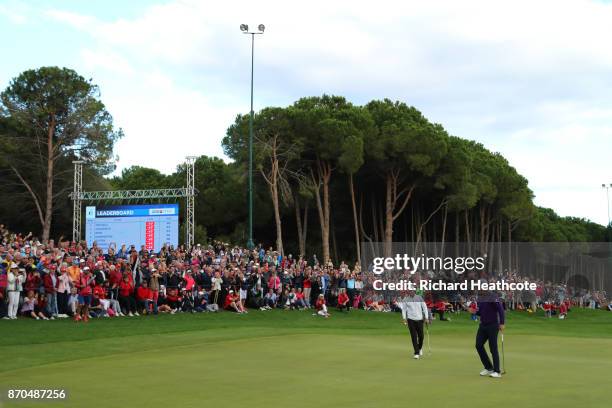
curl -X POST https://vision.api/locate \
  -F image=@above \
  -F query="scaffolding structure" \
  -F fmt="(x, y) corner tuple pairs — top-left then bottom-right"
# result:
(70, 158), (197, 248)
(72, 161), (84, 246)
(185, 156), (196, 250)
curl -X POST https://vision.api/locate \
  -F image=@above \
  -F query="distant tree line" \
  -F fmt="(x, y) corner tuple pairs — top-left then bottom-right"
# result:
(0, 68), (608, 260)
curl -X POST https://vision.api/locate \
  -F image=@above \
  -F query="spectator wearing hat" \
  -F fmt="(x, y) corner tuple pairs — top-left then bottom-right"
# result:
(67, 259), (81, 284)
(224, 290), (246, 313)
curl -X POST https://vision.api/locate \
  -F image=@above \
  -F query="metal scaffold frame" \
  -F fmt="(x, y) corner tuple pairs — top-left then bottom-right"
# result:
(72, 161), (83, 246)
(185, 156), (196, 251)
(70, 158), (197, 248)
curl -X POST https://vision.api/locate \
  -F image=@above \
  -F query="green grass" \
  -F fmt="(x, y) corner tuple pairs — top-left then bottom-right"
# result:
(1, 309), (611, 408)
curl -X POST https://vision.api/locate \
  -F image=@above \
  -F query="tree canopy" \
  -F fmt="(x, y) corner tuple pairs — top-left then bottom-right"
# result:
(0, 69), (607, 255)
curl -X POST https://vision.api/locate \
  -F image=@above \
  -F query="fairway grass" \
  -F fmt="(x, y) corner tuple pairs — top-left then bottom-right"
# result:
(1, 309), (611, 408)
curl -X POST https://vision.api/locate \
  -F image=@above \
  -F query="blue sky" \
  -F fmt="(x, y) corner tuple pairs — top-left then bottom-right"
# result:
(1, 0), (611, 225)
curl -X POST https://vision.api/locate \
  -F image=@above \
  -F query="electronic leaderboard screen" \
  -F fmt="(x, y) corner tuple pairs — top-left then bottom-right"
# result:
(85, 204), (179, 251)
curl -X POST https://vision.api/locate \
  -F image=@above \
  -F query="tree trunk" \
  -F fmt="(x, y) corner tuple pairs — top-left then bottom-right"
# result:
(302, 201), (308, 254)
(312, 160), (332, 263)
(321, 164), (331, 263)
(455, 213), (459, 258)
(359, 193), (375, 256)
(465, 210), (471, 257)
(348, 174), (361, 263)
(384, 173), (394, 257)
(371, 196), (379, 242)
(383, 168), (415, 258)
(507, 221), (512, 273)
(293, 193), (304, 255)
(270, 181), (283, 255)
(440, 203), (448, 259)
(42, 115), (56, 243)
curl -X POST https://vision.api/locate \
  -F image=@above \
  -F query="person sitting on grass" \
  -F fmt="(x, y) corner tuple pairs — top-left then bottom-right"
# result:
(21, 290), (47, 320)
(194, 290), (208, 312)
(337, 288), (350, 312)
(295, 288), (307, 309)
(166, 287), (182, 313)
(263, 288), (277, 310)
(224, 290), (246, 313)
(286, 287), (298, 309)
(314, 293), (330, 318)
(364, 298), (385, 312)
(181, 289), (195, 313)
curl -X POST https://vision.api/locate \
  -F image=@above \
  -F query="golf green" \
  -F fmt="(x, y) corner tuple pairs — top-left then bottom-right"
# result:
(1, 309), (611, 408)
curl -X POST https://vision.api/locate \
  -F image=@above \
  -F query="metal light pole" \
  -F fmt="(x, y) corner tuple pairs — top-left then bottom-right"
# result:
(241, 23), (265, 249)
(603, 183), (612, 237)
(603, 183), (612, 294)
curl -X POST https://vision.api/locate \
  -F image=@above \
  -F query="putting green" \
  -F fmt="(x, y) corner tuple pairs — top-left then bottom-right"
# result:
(1, 309), (611, 408)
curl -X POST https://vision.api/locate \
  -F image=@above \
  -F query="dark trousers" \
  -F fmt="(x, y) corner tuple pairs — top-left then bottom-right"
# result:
(57, 292), (69, 315)
(407, 319), (425, 355)
(119, 295), (137, 313)
(476, 323), (500, 373)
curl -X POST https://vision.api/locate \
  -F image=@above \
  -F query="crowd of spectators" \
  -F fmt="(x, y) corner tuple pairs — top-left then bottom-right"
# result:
(0, 225), (370, 321)
(1, 224), (610, 322)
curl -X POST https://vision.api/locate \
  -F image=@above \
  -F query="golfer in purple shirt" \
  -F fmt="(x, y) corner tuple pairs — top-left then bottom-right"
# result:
(474, 296), (505, 378)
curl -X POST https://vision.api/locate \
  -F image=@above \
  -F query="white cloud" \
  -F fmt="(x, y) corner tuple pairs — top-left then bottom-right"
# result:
(0, 0), (31, 24)
(41, 0), (612, 224)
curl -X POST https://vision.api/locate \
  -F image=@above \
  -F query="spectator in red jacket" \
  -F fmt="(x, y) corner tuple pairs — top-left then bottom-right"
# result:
(43, 267), (59, 318)
(543, 301), (552, 318)
(337, 289), (350, 312)
(224, 290), (246, 313)
(75, 267), (95, 322)
(166, 287), (181, 313)
(433, 300), (449, 321)
(136, 280), (156, 315)
(268, 273), (281, 294)
(558, 301), (568, 319)
(24, 270), (41, 293)
(119, 275), (138, 316)
(108, 265), (123, 300)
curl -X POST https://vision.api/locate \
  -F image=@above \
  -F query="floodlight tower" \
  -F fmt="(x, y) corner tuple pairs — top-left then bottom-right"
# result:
(72, 161), (84, 242)
(603, 183), (611, 231)
(240, 23), (265, 249)
(186, 156), (197, 249)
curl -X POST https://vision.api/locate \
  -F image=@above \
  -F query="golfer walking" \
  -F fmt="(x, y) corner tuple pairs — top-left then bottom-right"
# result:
(400, 291), (430, 359)
(473, 293), (505, 378)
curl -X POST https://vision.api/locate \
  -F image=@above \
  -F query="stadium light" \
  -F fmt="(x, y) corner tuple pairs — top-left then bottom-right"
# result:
(241, 23), (266, 250)
(603, 183), (611, 230)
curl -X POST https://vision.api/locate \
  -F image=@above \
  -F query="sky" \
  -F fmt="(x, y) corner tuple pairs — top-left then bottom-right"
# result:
(0, 0), (611, 225)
